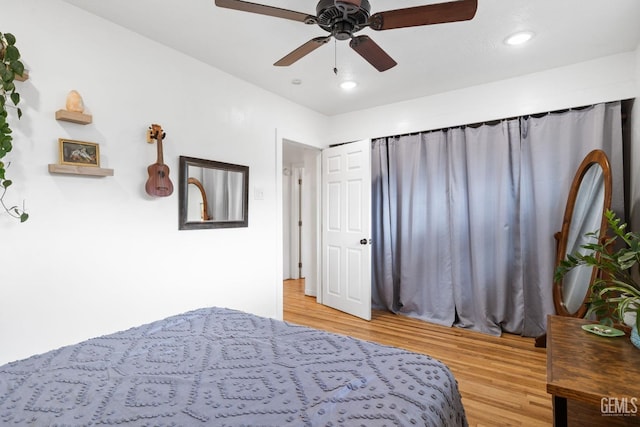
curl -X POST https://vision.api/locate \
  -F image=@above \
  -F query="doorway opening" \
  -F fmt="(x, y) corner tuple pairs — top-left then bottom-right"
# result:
(282, 140), (321, 297)
(280, 138), (372, 321)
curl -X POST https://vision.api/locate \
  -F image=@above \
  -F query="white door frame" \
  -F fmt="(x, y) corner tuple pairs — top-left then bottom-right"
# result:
(276, 131), (323, 316)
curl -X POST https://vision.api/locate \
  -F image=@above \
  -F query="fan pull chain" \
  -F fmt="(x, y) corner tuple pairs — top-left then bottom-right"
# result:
(333, 39), (338, 75)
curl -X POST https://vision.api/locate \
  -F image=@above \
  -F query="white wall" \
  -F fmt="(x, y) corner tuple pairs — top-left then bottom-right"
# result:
(327, 52), (637, 145)
(0, 0), (328, 365)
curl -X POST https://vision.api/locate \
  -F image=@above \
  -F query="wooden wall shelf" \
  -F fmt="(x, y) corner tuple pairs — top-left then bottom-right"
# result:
(48, 164), (113, 177)
(55, 109), (92, 125)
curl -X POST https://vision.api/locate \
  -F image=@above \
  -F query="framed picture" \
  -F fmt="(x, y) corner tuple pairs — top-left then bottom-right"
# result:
(59, 138), (100, 167)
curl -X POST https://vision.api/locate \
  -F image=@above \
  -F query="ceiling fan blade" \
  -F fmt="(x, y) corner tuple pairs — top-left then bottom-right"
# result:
(214, 0), (314, 23)
(349, 35), (397, 72)
(274, 36), (332, 67)
(369, 0), (477, 31)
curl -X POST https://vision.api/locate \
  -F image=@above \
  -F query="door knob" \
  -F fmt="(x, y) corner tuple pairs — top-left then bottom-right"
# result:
(360, 238), (370, 245)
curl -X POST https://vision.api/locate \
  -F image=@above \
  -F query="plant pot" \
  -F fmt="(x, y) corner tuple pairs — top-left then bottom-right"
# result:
(631, 324), (640, 350)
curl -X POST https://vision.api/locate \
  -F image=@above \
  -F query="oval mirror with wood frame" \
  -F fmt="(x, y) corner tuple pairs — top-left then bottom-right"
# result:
(535, 149), (612, 347)
(554, 149), (612, 317)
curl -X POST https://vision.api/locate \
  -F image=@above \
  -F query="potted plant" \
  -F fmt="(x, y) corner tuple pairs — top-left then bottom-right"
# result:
(0, 31), (28, 222)
(556, 209), (640, 348)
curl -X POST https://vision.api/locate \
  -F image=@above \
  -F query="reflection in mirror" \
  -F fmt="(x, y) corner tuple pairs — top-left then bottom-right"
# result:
(179, 156), (249, 230)
(560, 163), (605, 314)
(187, 177), (210, 221)
(553, 149), (612, 318)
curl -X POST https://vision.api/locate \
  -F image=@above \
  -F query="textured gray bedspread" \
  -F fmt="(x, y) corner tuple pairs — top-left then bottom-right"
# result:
(0, 307), (467, 426)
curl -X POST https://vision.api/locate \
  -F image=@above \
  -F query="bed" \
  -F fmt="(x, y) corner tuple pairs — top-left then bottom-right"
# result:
(0, 307), (467, 426)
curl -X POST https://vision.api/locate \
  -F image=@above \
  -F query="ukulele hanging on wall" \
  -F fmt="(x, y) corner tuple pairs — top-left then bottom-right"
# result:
(145, 123), (173, 197)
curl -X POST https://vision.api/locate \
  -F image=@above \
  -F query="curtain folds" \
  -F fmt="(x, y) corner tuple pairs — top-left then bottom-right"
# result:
(371, 101), (623, 337)
(203, 169), (244, 221)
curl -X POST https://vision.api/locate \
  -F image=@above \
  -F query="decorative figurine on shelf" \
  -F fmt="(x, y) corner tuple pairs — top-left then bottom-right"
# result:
(65, 90), (85, 113)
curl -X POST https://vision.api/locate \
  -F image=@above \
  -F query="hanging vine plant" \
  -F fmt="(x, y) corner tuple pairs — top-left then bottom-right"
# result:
(0, 31), (28, 222)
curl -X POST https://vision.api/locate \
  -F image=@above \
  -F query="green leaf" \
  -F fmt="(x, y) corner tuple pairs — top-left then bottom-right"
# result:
(3, 80), (15, 92)
(0, 67), (11, 82)
(2, 179), (11, 188)
(1, 141), (11, 153)
(10, 60), (24, 77)
(17, 107), (21, 119)
(4, 45), (20, 61)
(20, 212), (28, 222)
(4, 33), (16, 46)
(10, 91), (20, 106)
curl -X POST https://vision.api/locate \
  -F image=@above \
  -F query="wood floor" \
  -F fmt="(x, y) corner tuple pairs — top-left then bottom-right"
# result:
(283, 279), (551, 427)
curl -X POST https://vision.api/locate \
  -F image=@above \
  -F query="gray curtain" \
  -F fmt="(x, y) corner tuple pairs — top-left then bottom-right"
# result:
(372, 101), (623, 337)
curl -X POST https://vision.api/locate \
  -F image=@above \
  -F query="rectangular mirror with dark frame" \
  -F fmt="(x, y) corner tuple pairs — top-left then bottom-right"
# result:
(179, 156), (249, 230)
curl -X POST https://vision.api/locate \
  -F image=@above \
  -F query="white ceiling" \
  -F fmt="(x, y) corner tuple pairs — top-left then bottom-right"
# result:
(61, 0), (640, 116)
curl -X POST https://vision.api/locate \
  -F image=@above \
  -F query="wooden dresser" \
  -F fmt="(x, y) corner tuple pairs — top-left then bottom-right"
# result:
(546, 315), (640, 426)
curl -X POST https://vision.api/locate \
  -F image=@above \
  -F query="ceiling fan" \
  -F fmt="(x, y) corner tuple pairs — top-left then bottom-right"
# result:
(214, 0), (478, 72)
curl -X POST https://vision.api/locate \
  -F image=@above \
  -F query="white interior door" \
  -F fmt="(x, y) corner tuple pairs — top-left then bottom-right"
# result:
(322, 140), (371, 320)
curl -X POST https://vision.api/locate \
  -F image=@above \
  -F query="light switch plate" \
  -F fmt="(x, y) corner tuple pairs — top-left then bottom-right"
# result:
(254, 187), (264, 200)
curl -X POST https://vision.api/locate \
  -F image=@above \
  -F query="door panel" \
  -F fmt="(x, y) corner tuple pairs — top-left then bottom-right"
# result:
(322, 140), (371, 320)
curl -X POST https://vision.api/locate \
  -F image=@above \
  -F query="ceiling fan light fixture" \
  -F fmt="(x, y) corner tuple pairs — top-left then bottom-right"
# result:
(505, 31), (534, 46)
(340, 80), (357, 90)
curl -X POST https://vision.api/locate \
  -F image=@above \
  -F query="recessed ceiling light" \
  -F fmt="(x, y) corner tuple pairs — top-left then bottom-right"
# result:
(505, 31), (534, 46)
(340, 81), (357, 90)
(291, 78), (302, 85)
